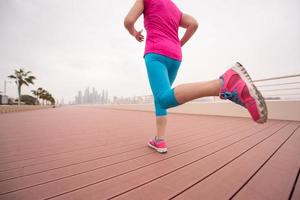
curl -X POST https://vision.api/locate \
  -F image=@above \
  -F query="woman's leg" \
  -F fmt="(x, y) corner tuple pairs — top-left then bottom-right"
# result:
(145, 54), (179, 141)
(145, 54), (223, 139)
(156, 116), (167, 140)
(162, 63), (267, 123)
(155, 80), (222, 140)
(155, 57), (181, 140)
(174, 79), (222, 104)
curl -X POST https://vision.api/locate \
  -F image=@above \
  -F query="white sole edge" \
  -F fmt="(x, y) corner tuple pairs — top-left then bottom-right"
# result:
(232, 62), (268, 123)
(148, 143), (167, 153)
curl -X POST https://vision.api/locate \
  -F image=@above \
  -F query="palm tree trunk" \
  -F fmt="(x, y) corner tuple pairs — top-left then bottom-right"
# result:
(18, 86), (21, 106)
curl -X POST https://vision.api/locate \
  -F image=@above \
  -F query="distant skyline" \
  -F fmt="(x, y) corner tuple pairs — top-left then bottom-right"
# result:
(1, 0), (300, 102)
(74, 87), (109, 105)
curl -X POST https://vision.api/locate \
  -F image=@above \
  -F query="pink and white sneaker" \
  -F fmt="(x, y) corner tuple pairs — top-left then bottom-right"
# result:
(148, 137), (167, 153)
(219, 62), (268, 123)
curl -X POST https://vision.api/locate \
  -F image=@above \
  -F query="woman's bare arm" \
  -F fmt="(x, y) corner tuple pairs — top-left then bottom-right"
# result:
(180, 13), (198, 47)
(124, 0), (144, 42)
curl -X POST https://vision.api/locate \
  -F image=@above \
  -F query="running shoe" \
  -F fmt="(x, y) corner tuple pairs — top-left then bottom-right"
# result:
(219, 62), (268, 123)
(148, 137), (167, 153)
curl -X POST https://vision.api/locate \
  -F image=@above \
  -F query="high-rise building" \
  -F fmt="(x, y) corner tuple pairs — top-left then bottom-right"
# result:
(74, 87), (110, 105)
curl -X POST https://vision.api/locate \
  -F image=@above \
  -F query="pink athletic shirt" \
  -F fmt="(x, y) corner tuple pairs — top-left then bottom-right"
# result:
(143, 0), (183, 61)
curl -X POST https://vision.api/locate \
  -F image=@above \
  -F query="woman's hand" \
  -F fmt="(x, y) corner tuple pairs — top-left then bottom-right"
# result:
(124, 0), (144, 42)
(180, 13), (198, 47)
(134, 29), (144, 42)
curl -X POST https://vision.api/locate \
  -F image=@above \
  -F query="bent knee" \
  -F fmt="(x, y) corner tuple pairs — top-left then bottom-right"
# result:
(157, 94), (170, 109)
(157, 90), (179, 109)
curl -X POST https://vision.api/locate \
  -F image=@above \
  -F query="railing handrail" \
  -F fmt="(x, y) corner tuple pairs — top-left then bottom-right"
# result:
(253, 74), (300, 82)
(257, 81), (300, 87)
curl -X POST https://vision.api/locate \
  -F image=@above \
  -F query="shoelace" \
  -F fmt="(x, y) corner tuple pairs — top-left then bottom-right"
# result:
(221, 90), (244, 106)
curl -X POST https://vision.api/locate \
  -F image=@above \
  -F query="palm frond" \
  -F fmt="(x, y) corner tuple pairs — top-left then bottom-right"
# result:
(31, 90), (38, 95)
(25, 71), (32, 76)
(28, 75), (36, 80)
(25, 77), (35, 84)
(8, 75), (16, 79)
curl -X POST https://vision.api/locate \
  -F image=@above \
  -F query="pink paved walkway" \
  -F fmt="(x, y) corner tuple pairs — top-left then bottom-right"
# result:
(0, 106), (299, 200)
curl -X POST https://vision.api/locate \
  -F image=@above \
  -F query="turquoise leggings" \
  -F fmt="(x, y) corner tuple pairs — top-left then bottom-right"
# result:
(144, 53), (181, 116)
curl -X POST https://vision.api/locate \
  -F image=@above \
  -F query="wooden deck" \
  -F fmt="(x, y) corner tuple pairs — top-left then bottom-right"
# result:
(0, 106), (299, 200)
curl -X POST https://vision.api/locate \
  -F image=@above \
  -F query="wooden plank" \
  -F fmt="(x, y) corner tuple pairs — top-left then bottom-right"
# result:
(0, 118), (253, 196)
(231, 124), (300, 200)
(0, 124), (151, 171)
(0, 120), (245, 191)
(18, 123), (281, 200)
(2, 108), (245, 171)
(0, 113), (223, 161)
(104, 122), (290, 200)
(0, 108), (229, 158)
(0, 109), (155, 157)
(0, 114), (242, 180)
(291, 169), (300, 200)
(1, 107), (293, 200)
(0, 119), (273, 199)
(169, 122), (299, 200)
(0, 111), (155, 147)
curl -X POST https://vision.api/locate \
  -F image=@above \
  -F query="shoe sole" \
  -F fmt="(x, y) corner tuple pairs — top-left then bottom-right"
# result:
(232, 62), (268, 123)
(148, 142), (167, 153)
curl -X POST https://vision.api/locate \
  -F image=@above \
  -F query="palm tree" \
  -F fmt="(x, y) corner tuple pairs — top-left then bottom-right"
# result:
(50, 97), (55, 105)
(39, 89), (48, 105)
(45, 93), (55, 105)
(31, 89), (39, 105)
(31, 87), (44, 105)
(44, 92), (51, 105)
(8, 68), (36, 106)
(35, 88), (55, 106)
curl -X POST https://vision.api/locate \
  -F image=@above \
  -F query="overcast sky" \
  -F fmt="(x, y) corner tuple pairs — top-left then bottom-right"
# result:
(0, 0), (299, 103)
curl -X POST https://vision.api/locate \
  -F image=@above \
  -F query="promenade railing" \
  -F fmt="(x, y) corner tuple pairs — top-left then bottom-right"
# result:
(254, 74), (300, 100)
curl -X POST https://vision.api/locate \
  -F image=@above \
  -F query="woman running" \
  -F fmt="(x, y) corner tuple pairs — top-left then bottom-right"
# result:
(124, 0), (268, 153)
